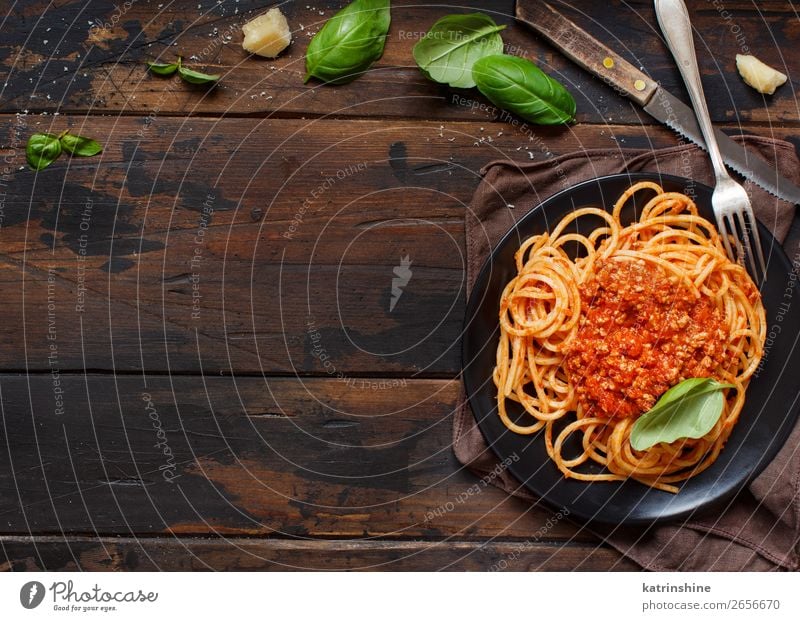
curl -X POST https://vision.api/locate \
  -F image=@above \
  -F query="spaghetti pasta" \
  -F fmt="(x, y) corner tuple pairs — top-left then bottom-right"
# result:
(494, 181), (766, 493)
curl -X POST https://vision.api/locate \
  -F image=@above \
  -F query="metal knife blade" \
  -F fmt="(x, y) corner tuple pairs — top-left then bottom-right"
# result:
(515, 0), (800, 205)
(644, 88), (800, 204)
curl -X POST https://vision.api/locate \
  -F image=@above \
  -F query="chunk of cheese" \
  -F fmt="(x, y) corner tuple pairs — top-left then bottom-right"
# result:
(242, 8), (291, 58)
(736, 54), (787, 95)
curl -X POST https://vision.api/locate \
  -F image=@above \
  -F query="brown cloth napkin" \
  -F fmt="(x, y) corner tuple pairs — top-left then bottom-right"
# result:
(456, 136), (800, 571)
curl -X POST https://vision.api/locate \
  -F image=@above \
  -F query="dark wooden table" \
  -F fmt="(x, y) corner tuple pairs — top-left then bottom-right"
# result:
(1, 0), (797, 571)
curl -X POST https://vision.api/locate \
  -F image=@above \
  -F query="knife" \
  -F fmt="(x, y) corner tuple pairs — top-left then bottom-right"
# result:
(515, 0), (800, 205)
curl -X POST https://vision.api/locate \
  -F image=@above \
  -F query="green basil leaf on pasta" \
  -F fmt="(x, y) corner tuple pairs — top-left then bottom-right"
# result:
(630, 378), (735, 451)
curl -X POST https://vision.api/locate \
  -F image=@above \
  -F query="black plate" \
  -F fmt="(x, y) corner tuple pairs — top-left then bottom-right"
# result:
(462, 172), (800, 525)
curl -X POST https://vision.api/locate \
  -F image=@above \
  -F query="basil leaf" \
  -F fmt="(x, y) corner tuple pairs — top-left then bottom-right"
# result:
(305, 0), (391, 84)
(630, 378), (735, 451)
(472, 54), (576, 125)
(178, 66), (220, 84)
(60, 133), (103, 157)
(26, 133), (62, 170)
(413, 13), (505, 89)
(147, 61), (180, 76)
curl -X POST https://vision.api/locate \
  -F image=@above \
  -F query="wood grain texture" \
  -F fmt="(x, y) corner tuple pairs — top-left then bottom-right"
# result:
(0, 536), (638, 571)
(0, 1), (798, 124)
(0, 373), (596, 541)
(4, 116), (798, 375)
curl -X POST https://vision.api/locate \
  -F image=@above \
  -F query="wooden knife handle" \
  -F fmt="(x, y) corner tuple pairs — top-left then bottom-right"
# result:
(515, 1), (658, 106)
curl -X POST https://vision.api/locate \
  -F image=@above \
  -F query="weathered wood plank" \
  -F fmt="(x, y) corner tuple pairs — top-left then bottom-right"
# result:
(0, 536), (636, 571)
(0, 374), (594, 540)
(0, 0), (797, 124)
(4, 116), (797, 374)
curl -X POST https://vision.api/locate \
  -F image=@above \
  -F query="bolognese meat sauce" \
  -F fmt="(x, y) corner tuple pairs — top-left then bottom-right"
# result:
(564, 259), (727, 419)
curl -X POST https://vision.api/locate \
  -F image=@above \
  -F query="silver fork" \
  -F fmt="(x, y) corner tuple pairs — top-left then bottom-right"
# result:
(655, 0), (767, 283)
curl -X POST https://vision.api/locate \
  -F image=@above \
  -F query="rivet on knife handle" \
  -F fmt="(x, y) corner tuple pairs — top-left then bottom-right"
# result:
(515, 0), (658, 106)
